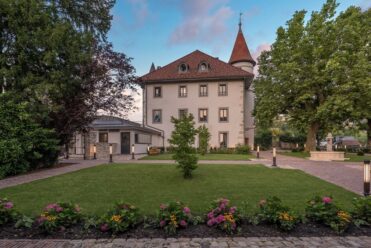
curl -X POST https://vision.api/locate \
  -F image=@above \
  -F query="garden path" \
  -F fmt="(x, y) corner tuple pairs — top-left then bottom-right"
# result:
(0, 236), (370, 247)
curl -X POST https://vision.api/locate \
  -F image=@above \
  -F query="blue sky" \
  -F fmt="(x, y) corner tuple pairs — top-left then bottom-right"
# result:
(107, 0), (370, 121)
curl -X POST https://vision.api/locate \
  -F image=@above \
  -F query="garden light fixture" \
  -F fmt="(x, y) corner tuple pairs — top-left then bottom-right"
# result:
(257, 145), (260, 159)
(132, 144), (135, 160)
(272, 147), (277, 167)
(109, 144), (113, 163)
(93, 144), (96, 159)
(364, 160), (370, 196)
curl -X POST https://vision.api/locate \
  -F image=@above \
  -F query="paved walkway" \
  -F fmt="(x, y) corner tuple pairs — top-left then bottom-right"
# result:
(1, 236), (370, 247)
(0, 152), (364, 194)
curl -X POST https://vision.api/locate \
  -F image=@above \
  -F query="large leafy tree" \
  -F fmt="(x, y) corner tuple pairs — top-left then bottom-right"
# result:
(254, 0), (370, 151)
(0, 0), (137, 148)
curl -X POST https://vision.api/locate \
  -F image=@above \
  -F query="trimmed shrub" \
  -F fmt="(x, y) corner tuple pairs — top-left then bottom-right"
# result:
(235, 144), (251, 154)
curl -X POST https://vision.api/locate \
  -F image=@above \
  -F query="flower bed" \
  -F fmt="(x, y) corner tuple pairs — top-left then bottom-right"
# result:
(0, 196), (370, 238)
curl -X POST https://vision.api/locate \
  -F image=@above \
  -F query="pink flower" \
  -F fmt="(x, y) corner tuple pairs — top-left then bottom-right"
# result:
(230, 206), (237, 214)
(215, 215), (225, 224)
(37, 216), (47, 224)
(220, 198), (229, 205)
(55, 206), (64, 213)
(219, 203), (226, 210)
(100, 223), (109, 232)
(159, 220), (166, 227)
(160, 204), (167, 210)
(207, 212), (214, 219)
(45, 203), (58, 211)
(183, 207), (191, 214)
(322, 197), (332, 204)
(207, 218), (216, 226)
(4, 202), (13, 209)
(179, 220), (187, 227)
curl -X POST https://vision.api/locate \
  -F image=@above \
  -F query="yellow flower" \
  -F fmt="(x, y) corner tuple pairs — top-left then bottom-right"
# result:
(224, 213), (235, 223)
(111, 215), (122, 223)
(337, 211), (351, 223)
(170, 214), (178, 227)
(279, 212), (294, 221)
(46, 215), (57, 222)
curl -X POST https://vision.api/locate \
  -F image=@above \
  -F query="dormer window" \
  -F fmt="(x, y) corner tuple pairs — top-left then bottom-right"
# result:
(179, 63), (189, 73)
(199, 62), (209, 72)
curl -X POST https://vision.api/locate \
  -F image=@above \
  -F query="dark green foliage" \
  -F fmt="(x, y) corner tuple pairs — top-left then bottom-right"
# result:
(254, 129), (272, 150)
(198, 125), (211, 156)
(168, 114), (198, 178)
(235, 144), (251, 154)
(351, 197), (371, 227)
(0, 95), (59, 178)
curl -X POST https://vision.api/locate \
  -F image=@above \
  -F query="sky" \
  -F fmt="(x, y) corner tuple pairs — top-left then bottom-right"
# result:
(107, 0), (370, 122)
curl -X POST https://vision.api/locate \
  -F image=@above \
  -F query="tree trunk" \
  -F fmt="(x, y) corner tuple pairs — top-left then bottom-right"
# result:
(367, 118), (371, 149)
(305, 122), (320, 152)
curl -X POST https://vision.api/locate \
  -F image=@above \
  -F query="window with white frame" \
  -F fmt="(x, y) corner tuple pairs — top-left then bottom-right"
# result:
(219, 108), (228, 122)
(199, 108), (208, 122)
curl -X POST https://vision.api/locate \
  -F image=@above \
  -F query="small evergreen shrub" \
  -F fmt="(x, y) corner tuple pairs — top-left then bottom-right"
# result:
(157, 201), (194, 234)
(235, 144), (251, 154)
(99, 202), (140, 233)
(37, 202), (82, 233)
(254, 197), (298, 231)
(206, 198), (240, 234)
(305, 196), (351, 233)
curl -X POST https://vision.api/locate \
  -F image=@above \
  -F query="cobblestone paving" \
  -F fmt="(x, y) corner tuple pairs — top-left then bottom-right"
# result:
(1, 236), (370, 248)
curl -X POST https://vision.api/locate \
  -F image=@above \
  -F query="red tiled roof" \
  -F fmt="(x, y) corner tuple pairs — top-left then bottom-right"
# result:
(140, 50), (253, 83)
(229, 29), (256, 66)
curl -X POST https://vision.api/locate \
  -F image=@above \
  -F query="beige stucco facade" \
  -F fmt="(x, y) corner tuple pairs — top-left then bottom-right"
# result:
(143, 79), (254, 148)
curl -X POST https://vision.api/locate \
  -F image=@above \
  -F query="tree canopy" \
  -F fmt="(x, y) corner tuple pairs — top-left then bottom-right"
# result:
(254, 0), (370, 150)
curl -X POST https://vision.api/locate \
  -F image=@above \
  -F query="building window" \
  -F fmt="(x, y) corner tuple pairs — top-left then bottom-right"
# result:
(219, 132), (228, 148)
(179, 85), (187, 97)
(199, 108), (208, 122)
(199, 62), (209, 72)
(179, 63), (189, 73)
(219, 108), (228, 122)
(218, 83), (228, 96)
(154, 86), (162, 97)
(178, 109), (188, 119)
(199, 84), (208, 97)
(135, 133), (151, 144)
(99, 132), (108, 143)
(153, 109), (162, 123)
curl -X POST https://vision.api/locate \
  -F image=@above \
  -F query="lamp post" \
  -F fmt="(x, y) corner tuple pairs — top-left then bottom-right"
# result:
(257, 145), (260, 159)
(272, 147), (277, 167)
(147, 144), (150, 154)
(109, 144), (113, 163)
(93, 144), (96, 159)
(131, 144), (135, 160)
(296, 143), (299, 148)
(364, 160), (370, 196)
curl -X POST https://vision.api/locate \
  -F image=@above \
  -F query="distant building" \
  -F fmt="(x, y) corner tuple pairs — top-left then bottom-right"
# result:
(139, 22), (256, 148)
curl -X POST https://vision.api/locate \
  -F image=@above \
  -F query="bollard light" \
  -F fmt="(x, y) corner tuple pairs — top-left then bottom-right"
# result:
(364, 160), (370, 196)
(147, 144), (150, 154)
(257, 145), (260, 159)
(272, 147), (277, 167)
(93, 144), (97, 159)
(335, 144), (338, 150)
(296, 143), (299, 148)
(109, 143), (113, 163)
(131, 144), (135, 160)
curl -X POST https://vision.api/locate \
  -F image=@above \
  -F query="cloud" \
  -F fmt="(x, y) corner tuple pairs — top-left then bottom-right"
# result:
(127, 0), (149, 25)
(168, 0), (233, 45)
(243, 6), (260, 20)
(358, 0), (371, 10)
(251, 43), (271, 75)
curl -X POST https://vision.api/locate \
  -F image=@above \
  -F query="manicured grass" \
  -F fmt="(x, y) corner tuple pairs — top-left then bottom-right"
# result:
(0, 163), (357, 216)
(140, 153), (253, 160)
(279, 151), (370, 162)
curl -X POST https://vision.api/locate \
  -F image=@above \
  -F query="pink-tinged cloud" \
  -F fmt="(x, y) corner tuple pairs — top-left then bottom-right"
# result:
(168, 0), (233, 45)
(127, 0), (149, 26)
(251, 43), (271, 75)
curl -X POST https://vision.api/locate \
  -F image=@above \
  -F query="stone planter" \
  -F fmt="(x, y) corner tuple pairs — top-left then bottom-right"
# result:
(309, 151), (345, 161)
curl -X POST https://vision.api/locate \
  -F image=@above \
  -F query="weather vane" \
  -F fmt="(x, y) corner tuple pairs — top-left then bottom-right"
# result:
(239, 12), (243, 30)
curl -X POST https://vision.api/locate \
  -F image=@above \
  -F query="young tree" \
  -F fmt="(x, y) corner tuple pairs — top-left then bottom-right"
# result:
(168, 114), (198, 178)
(198, 125), (211, 155)
(254, 0), (370, 151)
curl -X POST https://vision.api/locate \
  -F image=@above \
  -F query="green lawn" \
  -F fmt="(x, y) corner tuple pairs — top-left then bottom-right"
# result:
(140, 153), (253, 160)
(279, 151), (370, 162)
(0, 163), (357, 216)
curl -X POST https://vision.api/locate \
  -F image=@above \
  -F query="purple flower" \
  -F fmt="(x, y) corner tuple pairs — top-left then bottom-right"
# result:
(231, 223), (237, 230)
(322, 197), (332, 204)
(100, 223), (109, 232)
(183, 207), (191, 214)
(160, 220), (166, 227)
(45, 203), (58, 211)
(219, 203), (226, 210)
(4, 202), (13, 209)
(207, 218), (216, 226)
(207, 212), (214, 219)
(230, 206), (237, 214)
(179, 220), (187, 227)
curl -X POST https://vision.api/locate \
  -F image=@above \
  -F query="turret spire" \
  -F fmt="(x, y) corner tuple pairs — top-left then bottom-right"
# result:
(238, 12), (242, 31)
